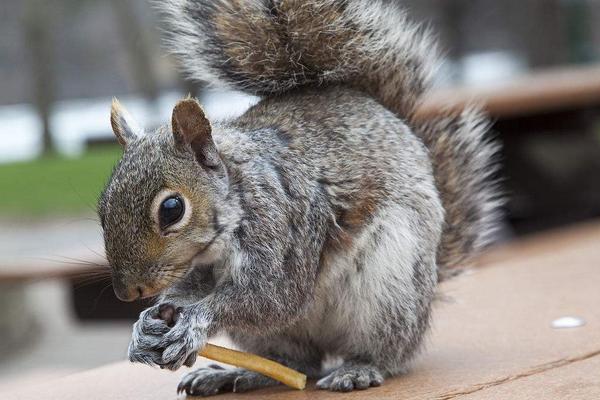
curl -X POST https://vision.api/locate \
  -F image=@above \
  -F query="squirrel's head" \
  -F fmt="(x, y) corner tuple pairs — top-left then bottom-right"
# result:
(98, 98), (230, 302)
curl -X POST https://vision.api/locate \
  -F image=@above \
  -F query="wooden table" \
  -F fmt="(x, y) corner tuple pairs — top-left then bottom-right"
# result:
(416, 64), (600, 121)
(3, 221), (599, 399)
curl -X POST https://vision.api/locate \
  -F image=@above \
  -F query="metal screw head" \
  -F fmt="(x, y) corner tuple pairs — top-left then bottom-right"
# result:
(551, 316), (586, 329)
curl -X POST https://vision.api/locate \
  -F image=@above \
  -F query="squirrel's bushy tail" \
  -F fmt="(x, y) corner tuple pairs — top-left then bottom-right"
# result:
(159, 0), (436, 119)
(158, 0), (502, 274)
(415, 108), (500, 278)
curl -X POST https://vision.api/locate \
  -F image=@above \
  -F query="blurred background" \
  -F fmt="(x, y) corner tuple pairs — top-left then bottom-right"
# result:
(2, 0), (600, 391)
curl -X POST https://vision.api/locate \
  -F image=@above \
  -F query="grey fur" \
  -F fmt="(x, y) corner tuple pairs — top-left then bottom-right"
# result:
(177, 365), (278, 395)
(99, 0), (501, 395)
(316, 363), (384, 391)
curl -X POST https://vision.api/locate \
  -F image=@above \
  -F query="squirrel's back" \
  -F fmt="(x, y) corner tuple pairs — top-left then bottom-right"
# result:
(158, 0), (501, 274)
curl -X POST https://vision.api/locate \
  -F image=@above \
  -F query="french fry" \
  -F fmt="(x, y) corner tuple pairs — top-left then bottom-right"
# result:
(155, 305), (304, 389)
(199, 344), (307, 390)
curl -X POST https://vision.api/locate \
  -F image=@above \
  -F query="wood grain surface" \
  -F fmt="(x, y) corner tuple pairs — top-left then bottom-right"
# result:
(3, 220), (600, 399)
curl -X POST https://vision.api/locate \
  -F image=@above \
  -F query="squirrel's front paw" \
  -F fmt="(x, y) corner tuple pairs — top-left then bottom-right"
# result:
(128, 303), (208, 371)
(127, 304), (171, 366)
(158, 303), (209, 370)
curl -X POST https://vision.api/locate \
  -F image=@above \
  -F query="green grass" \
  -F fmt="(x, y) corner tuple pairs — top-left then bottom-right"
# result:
(0, 146), (123, 217)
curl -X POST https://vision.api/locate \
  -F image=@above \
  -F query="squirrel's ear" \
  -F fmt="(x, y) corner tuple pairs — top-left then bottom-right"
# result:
(171, 98), (220, 168)
(110, 99), (144, 147)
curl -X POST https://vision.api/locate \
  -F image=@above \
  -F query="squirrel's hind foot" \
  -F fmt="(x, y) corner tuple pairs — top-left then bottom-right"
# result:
(177, 364), (277, 396)
(316, 363), (384, 392)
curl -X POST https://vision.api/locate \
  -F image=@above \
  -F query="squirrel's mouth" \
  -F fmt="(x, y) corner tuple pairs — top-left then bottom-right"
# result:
(148, 229), (225, 297)
(196, 229), (224, 256)
(138, 286), (163, 300)
(186, 227), (225, 266)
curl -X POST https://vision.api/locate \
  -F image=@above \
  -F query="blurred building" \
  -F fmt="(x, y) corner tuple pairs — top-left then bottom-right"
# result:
(0, 0), (178, 106)
(2, 0), (600, 106)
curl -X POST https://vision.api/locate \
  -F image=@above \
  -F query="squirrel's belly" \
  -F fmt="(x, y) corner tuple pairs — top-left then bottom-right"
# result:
(290, 204), (439, 355)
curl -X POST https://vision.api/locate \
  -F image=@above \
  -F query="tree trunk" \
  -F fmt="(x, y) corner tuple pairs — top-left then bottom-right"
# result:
(110, 0), (160, 102)
(23, 0), (55, 156)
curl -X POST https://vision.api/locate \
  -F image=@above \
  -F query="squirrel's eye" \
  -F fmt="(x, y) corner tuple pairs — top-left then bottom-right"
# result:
(159, 196), (184, 230)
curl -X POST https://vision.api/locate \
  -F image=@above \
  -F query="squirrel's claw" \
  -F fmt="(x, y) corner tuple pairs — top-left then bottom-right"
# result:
(127, 303), (207, 371)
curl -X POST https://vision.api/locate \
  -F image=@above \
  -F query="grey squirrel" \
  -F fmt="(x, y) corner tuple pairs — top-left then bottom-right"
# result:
(98, 0), (500, 395)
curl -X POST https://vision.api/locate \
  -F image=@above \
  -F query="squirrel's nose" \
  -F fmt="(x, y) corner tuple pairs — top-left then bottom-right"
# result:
(113, 283), (142, 302)
(112, 276), (144, 302)
(114, 283), (160, 302)
(112, 274), (162, 302)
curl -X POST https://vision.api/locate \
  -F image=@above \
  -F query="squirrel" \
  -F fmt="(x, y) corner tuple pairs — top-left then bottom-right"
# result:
(98, 0), (500, 395)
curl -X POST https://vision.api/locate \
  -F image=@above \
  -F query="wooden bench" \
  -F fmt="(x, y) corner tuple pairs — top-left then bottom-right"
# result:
(416, 64), (600, 120)
(0, 258), (106, 284)
(3, 220), (599, 399)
